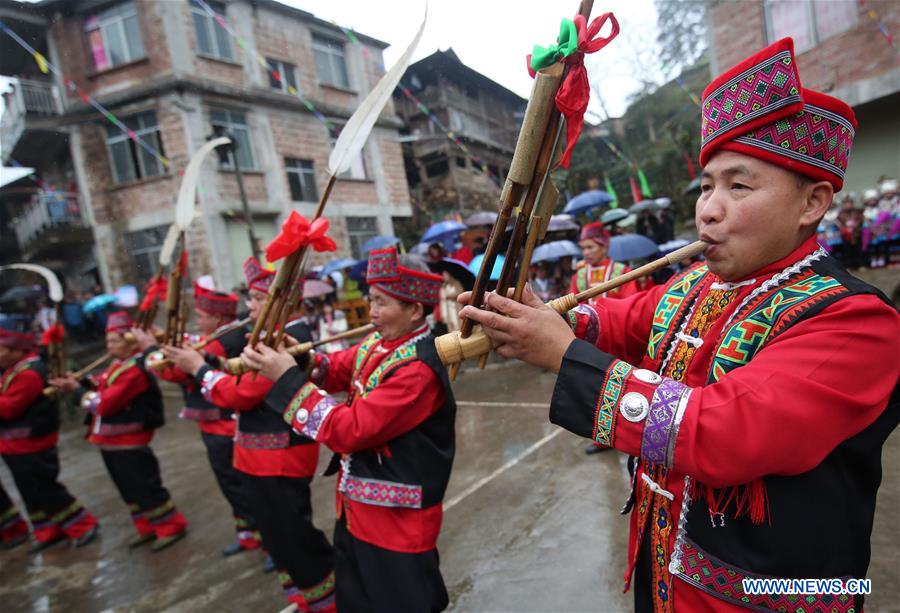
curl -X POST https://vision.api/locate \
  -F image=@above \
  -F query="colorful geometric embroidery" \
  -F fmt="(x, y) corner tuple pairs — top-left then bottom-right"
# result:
(674, 537), (857, 613)
(179, 407), (221, 422)
(234, 431), (290, 450)
(0, 427), (31, 440)
(702, 48), (801, 148)
(300, 570), (336, 607)
(362, 343), (418, 397)
(647, 265), (709, 360)
(352, 333), (382, 379)
(200, 369), (227, 402)
(341, 475), (423, 509)
(106, 358), (137, 386)
(575, 261), (628, 297)
(284, 382), (318, 426)
(735, 102), (855, 181)
(92, 421), (145, 436)
(709, 270), (846, 382)
(666, 287), (738, 382)
(641, 379), (689, 465)
(594, 360), (632, 446)
(305, 395), (337, 440)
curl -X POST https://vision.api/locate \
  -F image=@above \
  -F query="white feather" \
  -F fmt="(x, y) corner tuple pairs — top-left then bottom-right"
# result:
(327, 7), (427, 175)
(175, 136), (231, 229)
(0, 263), (63, 302)
(158, 222), (182, 268)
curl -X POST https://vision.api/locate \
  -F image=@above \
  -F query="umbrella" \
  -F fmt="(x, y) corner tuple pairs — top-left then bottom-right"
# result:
(428, 258), (476, 291)
(467, 253), (505, 281)
(531, 240), (582, 264)
(422, 221), (467, 243)
(654, 197), (672, 208)
(83, 293), (117, 314)
(601, 209), (630, 226)
(628, 199), (659, 214)
(361, 236), (400, 254)
(0, 285), (43, 305)
(347, 259), (368, 282)
(464, 211), (498, 227)
(563, 190), (615, 215)
(547, 215), (580, 232)
(321, 258), (359, 276)
(682, 177), (702, 195)
(114, 285), (139, 308)
(303, 279), (335, 299)
(608, 234), (658, 261)
(409, 242), (431, 256)
(657, 239), (690, 254)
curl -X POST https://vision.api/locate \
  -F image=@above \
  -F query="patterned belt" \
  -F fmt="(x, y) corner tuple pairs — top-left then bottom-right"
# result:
(94, 422), (145, 436)
(179, 407), (222, 422)
(0, 427), (31, 440)
(341, 474), (423, 509)
(234, 431), (290, 450)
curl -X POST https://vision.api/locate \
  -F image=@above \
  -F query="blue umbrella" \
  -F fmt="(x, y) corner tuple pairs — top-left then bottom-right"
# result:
(608, 234), (659, 261)
(321, 258), (359, 276)
(83, 293), (117, 314)
(467, 253), (505, 281)
(422, 221), (467, 243)
(531, 240), (581, 264)
(361, 236), (400, 254)
(563, 190), (614, 215)
(601, 208), (630, 226)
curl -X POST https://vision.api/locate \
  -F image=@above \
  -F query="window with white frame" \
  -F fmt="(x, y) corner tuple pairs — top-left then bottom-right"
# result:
(268, 58), (298, 93)
(191, 0), (234, 60)
(285, 158), (318, 202)
(126, 224), (168, 282)
(329, 127), (367, 180)
(764, 0), (858, 53)
(313, 35), (350, 89)
(106, 111), (166, 184)
(346, 216), (378, 259)
(84, 1), (145, 71)
(210, 108), (256, 169)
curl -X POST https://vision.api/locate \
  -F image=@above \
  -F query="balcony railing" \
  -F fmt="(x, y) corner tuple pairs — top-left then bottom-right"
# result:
(0, 78), (62, 160)
(13, 190), (87, 250)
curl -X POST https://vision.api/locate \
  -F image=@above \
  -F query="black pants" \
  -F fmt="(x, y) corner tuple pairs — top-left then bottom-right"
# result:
(242, 473), (333, 591)
(3, 448), (79, 523)
(200, 432), (256, 532)
(633, 530), (653, 613)
(334, 516), (448, 612)
(100, 447), (171, 515)
(0, 479), (19, 519)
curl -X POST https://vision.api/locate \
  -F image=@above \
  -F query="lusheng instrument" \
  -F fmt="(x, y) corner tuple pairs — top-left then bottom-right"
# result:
(225, 323), (376, 376)
(435, 241), (708, 366)
(144, 317), (252, 371)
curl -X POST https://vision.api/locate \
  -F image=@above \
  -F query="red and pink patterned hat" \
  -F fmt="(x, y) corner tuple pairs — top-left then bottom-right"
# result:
(193, 281), (238, 318)
(699, 38), (856, 191)
(579, 222), (610, 246)
(367, 247), (443, 307)
(0, 319), (35, 350)
(243, 257), (275, 293)
(106, 310), (134, 335)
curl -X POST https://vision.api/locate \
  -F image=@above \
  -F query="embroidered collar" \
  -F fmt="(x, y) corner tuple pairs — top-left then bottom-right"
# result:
(379, 323), (430, 352)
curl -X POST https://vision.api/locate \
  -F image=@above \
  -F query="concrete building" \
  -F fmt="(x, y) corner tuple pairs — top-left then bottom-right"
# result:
(0, 0), (411, 292)
(705, 0), (900, 196)
(393, 49), (525, 226)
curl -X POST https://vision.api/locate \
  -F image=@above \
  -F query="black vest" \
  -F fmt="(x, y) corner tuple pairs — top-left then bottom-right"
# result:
(180, 324), (248, 422)
(671, 256), (898, 610)
(0, 357), (59, 440)
(85, 358), (164, 434)
(339, 335), (456, 510)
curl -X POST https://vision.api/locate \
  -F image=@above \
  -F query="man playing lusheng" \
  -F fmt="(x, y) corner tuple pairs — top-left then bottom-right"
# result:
(458, 38), (900, 612)
(242, 248), (455, 612)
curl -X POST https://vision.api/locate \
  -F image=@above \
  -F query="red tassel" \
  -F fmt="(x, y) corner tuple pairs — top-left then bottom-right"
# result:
(629, 176), (642, 204)
(694, 479), (770, 526)
(682, 152), (697, 180)
(40, 323), (65, 346)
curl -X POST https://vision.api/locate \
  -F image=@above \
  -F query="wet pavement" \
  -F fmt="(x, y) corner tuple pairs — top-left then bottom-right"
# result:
(1, 361), (898, 612)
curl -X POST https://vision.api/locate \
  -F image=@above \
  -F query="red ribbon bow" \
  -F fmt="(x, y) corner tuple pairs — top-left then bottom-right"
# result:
(529, 13), (620, 168)
(265, 211), (337, 262)
(140, 275), (168, 312)
(41, 323), (65, 346)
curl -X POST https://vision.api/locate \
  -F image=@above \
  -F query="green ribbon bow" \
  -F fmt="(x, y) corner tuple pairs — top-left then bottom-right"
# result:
(530, 18), (579, 73)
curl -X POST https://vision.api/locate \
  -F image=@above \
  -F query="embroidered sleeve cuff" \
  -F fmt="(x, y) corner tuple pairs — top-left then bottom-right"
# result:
(197, 367), (227, 403)
(565, 304), (602, 346)
(550, 340), (693, 466)
(281, 380), (338, 441)
(308, 351), (330, 385)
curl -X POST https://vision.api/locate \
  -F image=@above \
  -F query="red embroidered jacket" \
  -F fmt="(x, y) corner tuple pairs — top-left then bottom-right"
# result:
(569, 257), (639, 301)
(552, 237), (900, 612)
(0, 353), (58, 454)
(267, 324), (451, 553)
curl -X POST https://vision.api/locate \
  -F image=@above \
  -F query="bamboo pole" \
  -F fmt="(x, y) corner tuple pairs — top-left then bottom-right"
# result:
(435, 241), (708, 367)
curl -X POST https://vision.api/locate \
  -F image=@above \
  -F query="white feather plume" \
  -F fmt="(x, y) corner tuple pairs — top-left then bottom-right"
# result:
(158, 222), (182, 268)
(327, 7), (427, 176)
(0, 263), (64, 302)
(175, 136), (232, 229)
